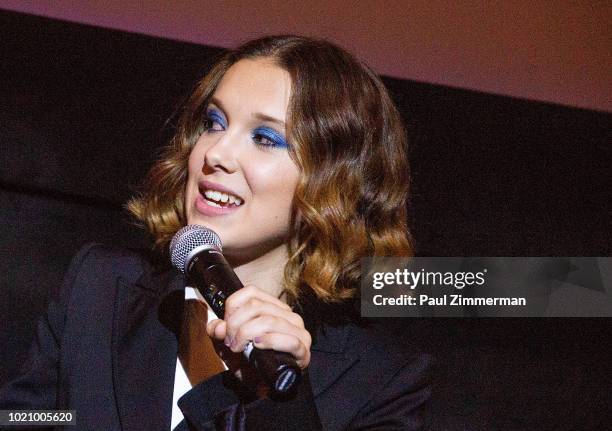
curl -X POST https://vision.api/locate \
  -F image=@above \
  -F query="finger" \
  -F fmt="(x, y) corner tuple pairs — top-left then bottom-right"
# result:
(206, 319), (227, 340)
(205, 319), (220, 337)
(230, 315), (311, 353)
(252, 333), (311, 369)
(225, 300), (304, 340)
(224, 285), (291, 317)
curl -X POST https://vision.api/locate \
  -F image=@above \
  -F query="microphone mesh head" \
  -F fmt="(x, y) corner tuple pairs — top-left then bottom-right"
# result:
(169, 225), (222, 273)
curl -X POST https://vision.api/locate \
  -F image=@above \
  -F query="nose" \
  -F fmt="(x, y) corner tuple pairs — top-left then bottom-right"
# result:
(203, 132), (240, 174)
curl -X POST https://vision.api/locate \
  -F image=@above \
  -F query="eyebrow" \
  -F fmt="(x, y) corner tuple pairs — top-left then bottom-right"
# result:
(209, 97), (286, 128)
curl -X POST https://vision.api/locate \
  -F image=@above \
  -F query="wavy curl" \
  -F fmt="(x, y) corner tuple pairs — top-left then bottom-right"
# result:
(128, 36), (413, 307)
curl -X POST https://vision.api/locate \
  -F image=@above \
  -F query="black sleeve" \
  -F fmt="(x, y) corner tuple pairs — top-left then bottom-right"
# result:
(0, 243), (99, 410)
(177, 370), (322, 430)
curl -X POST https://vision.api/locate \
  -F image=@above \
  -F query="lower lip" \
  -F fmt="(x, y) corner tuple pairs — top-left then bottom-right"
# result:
(194, 194), (242, 216)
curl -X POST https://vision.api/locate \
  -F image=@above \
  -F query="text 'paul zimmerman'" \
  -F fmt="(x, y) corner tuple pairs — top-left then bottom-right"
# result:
(370, 268), (527, 306)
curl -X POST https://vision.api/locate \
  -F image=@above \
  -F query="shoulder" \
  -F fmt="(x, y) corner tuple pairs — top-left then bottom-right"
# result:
(55, 243), (168, 311)
(64, 242), (161, 286)
(309, 307), (433, 382)
(314, 319), (431, 370)
(56, 243), (178, 337)
(348, 321), (432, 380)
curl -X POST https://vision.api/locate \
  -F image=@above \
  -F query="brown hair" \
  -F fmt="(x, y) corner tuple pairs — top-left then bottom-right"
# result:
(128, 35), (413, 306)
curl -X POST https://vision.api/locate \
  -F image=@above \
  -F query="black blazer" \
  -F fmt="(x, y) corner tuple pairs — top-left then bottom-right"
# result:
(0, 244), (431, 430)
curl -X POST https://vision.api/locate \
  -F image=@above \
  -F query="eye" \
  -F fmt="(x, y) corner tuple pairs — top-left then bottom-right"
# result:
(203, 109), (226, 132)
(252, 127), (289, 149)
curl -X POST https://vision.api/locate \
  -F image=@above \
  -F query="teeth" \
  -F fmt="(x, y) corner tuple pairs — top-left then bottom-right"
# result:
(203, 189), (243, 206)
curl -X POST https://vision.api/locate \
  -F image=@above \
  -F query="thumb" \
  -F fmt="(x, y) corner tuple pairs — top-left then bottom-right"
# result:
(206, 319), (227, 340)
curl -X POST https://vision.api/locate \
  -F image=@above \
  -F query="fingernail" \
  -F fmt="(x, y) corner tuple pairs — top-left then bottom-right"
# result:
(230, 337), (237, 349)
(254, 336), (262, 343)
(224, 336), (231, 347)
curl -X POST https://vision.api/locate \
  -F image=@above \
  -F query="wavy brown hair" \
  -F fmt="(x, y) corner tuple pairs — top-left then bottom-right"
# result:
(128, 35), (413, 306)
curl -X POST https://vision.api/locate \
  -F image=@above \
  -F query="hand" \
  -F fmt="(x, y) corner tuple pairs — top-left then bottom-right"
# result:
(206, 285), (312, 384)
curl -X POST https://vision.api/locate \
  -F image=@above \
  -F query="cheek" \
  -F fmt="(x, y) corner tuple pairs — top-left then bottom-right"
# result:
(187, 137), (211, 187)
(187, 142), (204, 177)
(249, 162), (299, 213)
(185, 142), (205, 214)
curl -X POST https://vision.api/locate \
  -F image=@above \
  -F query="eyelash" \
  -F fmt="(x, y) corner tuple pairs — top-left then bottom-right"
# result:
(252, 127), (289, 149)
(203, 111), (226, 132)
(203, 110), (289, 149)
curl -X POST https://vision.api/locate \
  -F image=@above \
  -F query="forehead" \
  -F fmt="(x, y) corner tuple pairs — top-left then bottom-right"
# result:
(212, 59), (292, 122)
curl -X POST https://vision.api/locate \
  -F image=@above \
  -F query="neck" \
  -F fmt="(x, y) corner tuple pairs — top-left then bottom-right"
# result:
(228, 244), (288, 300)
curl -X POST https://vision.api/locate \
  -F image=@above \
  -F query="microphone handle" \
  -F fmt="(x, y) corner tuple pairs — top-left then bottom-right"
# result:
(186, 248), (301, 394)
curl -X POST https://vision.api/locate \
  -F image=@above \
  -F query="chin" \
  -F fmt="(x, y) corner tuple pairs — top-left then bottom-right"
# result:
(187, 219), (233, 246)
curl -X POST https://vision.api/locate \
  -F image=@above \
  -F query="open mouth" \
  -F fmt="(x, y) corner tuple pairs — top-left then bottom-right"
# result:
(200, 188), (244, 209)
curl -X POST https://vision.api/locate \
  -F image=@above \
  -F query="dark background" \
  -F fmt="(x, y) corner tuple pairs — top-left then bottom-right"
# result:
(1, 10), (610, 430)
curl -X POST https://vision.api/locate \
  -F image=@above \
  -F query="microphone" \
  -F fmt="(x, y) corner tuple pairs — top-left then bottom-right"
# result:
(169, 224), (301, 394)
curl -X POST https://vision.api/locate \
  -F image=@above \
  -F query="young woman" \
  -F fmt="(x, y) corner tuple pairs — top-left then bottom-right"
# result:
(0, 36), (430, 430)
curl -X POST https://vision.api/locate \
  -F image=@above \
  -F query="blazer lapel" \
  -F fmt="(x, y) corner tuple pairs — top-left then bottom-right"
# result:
(112, 268), (185, 431)
(308, 324), (359, 397)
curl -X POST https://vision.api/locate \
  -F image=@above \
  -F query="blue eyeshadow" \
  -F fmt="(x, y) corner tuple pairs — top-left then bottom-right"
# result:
(252, 126), (289, 148)
(206, 109), (227, 128)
